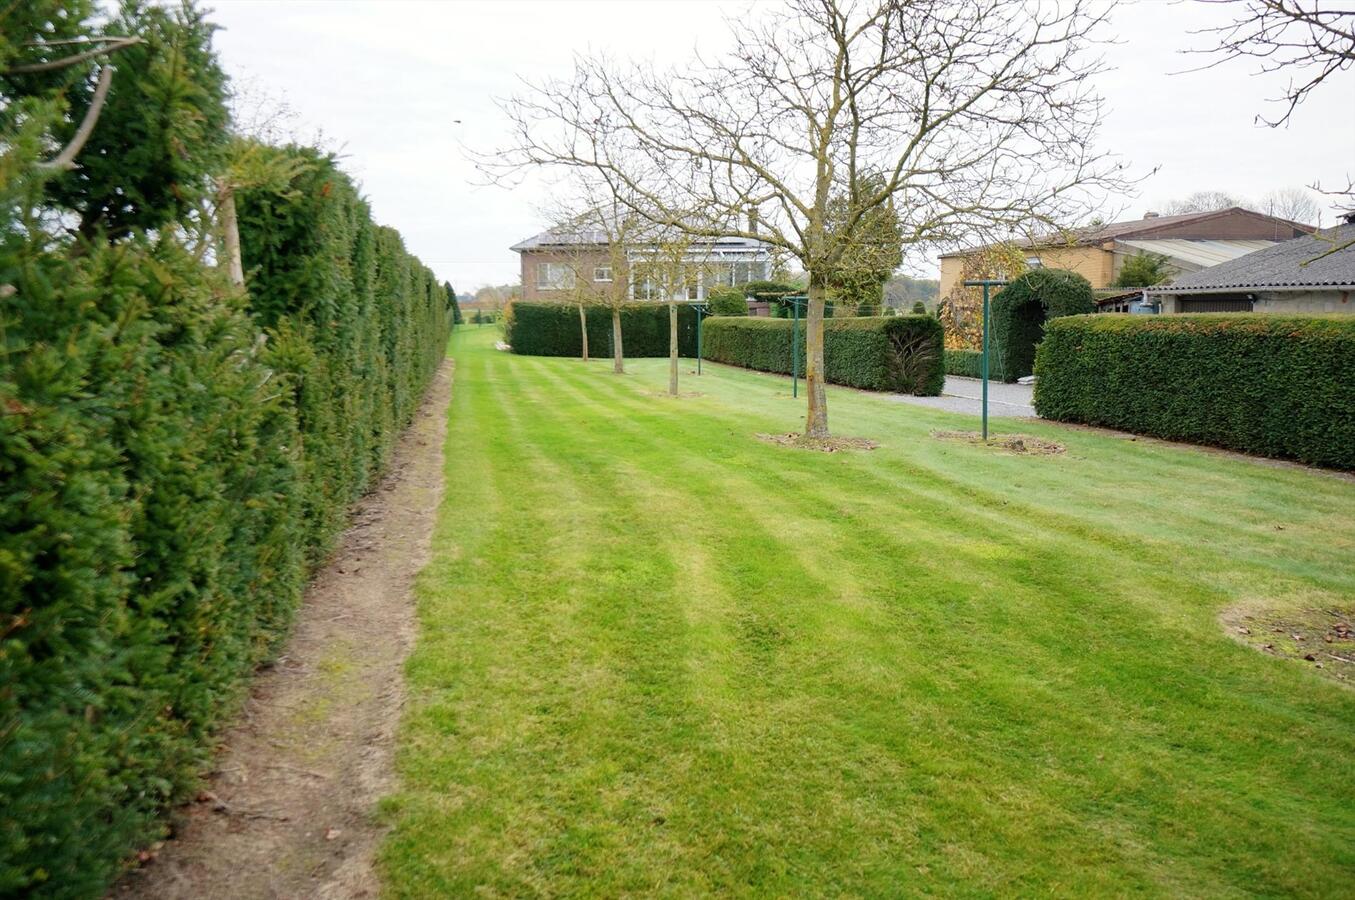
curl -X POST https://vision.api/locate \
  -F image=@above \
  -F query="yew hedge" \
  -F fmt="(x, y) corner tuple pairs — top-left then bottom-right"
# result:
(944, 348), (983, 378)
(990, 269), (1095, 382)
(505, 302), (699, 358)
(1033, 314), (1355, 468)
(702, 315), (944, 395)
(0, 149), (450, 896)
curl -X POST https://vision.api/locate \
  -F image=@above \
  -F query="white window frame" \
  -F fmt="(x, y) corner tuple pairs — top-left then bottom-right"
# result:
(536, 261), (574, 291)
(593, 265), (613, 283)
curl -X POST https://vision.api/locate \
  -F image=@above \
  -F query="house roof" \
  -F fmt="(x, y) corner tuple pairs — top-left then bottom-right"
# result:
(939, 207), (1313, 258)
(1146, 224), (1355, 294)
(511, 224), (770, 253)
(1116, 239), (1273, 269)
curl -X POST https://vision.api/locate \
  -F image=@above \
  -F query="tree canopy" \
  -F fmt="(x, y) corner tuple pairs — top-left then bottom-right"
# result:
(492, 0), (1124, 436)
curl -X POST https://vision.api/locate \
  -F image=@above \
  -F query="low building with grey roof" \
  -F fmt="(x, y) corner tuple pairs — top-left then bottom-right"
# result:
(1146, 220), (1355, 314)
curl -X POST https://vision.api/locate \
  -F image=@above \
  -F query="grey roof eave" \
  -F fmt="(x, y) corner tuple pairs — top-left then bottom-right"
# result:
(1146, 283), (1355, 295)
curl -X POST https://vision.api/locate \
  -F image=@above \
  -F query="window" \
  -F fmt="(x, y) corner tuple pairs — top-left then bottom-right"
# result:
(536, 261), (574, 291)
(633, 275), (661, 301)
(1179, 295), (1253, 313)
(593, 265), (613, 283)
(732, 259), (768, 285)
(1025, 256), (1044, 269)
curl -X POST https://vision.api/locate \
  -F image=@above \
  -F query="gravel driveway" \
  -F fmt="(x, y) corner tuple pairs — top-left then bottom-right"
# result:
(889, 375), (1036, 418)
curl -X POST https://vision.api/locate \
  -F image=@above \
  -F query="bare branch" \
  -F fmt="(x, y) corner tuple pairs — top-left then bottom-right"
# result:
(3, 35), (139, 75)
(483, 0), (1129, 436)
(36, 64), (115, 172)
(1184, 1), (1355, 127)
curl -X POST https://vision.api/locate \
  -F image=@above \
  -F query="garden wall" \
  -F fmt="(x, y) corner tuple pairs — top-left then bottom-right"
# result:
(1033, 314), (1355, 468)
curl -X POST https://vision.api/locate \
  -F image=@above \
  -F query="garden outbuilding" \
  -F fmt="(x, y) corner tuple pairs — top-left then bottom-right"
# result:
(1146, 221), (1355, 314)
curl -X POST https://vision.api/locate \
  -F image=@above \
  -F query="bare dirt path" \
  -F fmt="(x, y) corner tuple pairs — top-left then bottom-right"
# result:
(117, 361), (453, 899)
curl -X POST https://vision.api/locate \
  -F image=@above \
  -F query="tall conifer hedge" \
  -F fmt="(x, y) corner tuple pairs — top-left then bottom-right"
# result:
(505, 301), (699, 358)
(0, 148), (450, 896)
(1034, 314), (1355, 468)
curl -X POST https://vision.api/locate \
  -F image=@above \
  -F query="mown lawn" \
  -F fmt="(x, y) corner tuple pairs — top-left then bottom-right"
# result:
(381, 327), (1355, 897)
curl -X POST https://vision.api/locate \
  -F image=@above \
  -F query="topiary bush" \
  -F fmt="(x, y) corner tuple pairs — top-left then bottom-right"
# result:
(706, 286), (748, 316)
(741, 280), (801, 301)
(505, 302), (698, 358)
(1034, 314), (1355, 469)
(989, 269), (1094, 382)
(703, 315), (944, 395)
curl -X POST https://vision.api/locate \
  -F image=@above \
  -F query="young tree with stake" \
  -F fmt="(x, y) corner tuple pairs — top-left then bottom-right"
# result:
(491, 0), (1126, 437)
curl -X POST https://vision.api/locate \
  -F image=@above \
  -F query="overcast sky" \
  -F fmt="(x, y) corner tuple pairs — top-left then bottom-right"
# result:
(208, 0), (1354, 289)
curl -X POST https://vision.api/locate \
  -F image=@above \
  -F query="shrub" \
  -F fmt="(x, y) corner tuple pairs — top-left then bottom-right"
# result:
(741, 280), (801, 301)
(1113, 252), (1174, 288)
(505, 302), (698, 358)
(706, 286), (748, 316)
(703, 315), (944, 395)
(944, 348), (984, 378)
(0, 150), (450, 896)
(911, 301), (926, 314)
(1034, 314), (1355, 469)
(989, 269), (1094, 382)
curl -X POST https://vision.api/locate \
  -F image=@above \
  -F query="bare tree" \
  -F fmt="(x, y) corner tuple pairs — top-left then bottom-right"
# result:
(1260, 186), (1321, 224)
(628, 225), (706, 396)
(1188, 1), (1354, 251)
(1189, 0), (1355, 128)
(1162, 190), (1247, 214)
(543, 183), (653, 374)
(489, 0), (1125, 437)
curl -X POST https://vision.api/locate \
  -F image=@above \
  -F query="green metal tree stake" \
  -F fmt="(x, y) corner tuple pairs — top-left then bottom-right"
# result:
(963, 279), (1008, 443)
(696, 304), (704, 375)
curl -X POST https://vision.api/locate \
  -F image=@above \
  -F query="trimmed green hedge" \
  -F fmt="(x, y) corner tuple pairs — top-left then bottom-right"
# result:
(990, 269), (1095, 382)
(944, 348), (983, 378)
(706, 286), (748, 316)
(0, 149), (450, 895)
(505, 302), (698, 358)
(703, 315), (944, 395)
(1034, 314), (1355, 469)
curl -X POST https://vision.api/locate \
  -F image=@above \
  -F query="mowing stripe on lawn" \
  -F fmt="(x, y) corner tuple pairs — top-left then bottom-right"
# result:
(382, 330), (1355, 898)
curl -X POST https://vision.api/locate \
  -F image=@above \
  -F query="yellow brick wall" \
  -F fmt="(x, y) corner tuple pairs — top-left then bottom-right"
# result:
(939, 244), (1116, 297)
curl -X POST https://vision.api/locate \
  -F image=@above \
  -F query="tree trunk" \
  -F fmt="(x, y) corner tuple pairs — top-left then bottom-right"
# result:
(805, 279), (829, 437)
(612, 307), (624, 373)
(217, 179), (245, 288)
(578, 304), (589, 361)
(668, 301), (679, 396)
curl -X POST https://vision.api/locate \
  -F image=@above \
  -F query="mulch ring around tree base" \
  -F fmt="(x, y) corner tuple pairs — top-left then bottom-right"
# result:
(1221, 603), (1355, 688)
(932, 430), (1065, 455)
(643, 390), (707, 399)
(757, 432), (879, 453)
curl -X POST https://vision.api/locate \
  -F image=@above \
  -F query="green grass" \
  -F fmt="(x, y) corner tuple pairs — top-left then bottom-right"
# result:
(381, 327), (1355, 897)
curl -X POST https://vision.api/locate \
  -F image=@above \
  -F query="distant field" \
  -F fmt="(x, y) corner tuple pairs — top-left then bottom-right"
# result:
(382, 327), (1355, 896)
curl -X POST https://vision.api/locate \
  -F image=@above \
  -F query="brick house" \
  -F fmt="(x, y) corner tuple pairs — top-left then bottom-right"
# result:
(511, 223), (774, 303)
(938, 207), (1314, 297)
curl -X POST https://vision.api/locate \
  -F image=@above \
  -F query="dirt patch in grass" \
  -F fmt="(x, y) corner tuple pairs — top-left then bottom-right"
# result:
(932, 430), (1065, 455)
(117, 361), (454, 899)
(642, 389), (707, 399)
(1221, 602), (1355, 688)
(757, 432), (879, 453)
